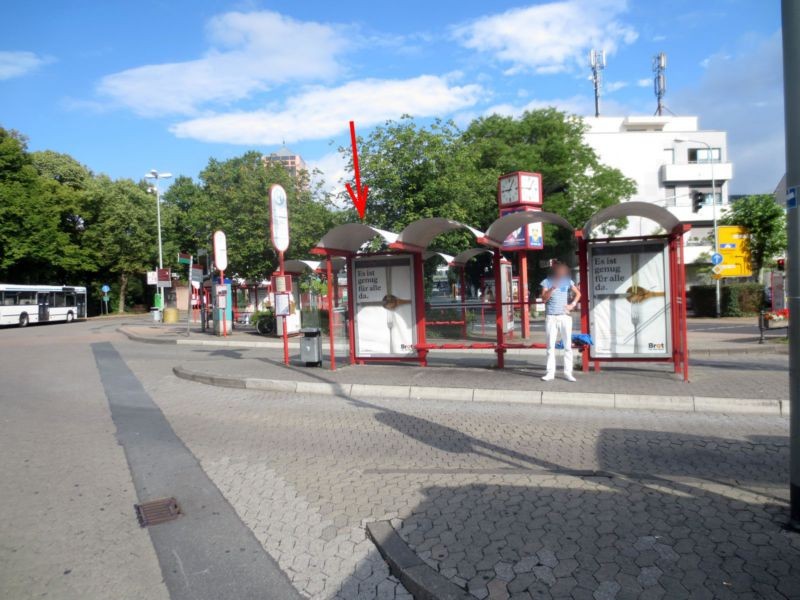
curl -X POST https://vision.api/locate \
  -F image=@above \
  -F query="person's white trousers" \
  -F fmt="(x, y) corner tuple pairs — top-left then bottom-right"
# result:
(545, 314), (573, 376)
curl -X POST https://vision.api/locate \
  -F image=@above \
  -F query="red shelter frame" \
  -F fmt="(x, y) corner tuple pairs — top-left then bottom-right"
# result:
(576, 203), (691, 382)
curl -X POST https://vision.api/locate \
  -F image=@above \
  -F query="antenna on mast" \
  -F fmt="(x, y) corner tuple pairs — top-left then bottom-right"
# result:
(653, 52), (673, 116)
(589, 49), (606, 117)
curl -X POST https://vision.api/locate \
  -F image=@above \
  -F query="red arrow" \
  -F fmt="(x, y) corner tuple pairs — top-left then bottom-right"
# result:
(345, 120), (368, 219)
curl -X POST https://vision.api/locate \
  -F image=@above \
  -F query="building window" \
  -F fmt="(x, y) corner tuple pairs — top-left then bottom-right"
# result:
(664, 186), (677, 207)
(688, 147), (721, 164)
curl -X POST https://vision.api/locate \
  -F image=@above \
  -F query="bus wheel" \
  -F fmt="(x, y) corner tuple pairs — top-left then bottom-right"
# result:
(19, 313), (29, 327)
(66, 311), (74, 323)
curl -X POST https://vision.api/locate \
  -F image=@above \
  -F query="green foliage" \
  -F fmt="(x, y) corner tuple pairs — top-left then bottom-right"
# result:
(721, 194), (787, 274)
(161, 154), (338, 281)
(690, 283), (764, 317)
(348, 111), (636, 261)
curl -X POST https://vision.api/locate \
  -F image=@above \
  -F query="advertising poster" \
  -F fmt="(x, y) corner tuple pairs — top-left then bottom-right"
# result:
(589, 242), (671, 358)
(500, 207), (544, 251)
(353, 255), (416, 357)
(481, 269), (515, 333)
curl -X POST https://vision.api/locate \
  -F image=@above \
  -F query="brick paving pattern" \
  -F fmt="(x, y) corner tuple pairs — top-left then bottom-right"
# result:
(126, 339), (799, 600)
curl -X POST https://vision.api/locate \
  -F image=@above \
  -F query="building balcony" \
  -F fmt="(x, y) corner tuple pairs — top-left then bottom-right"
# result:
(660, 162), (733, 184)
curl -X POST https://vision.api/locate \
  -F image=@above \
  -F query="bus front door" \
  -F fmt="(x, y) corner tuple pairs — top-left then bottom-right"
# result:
(38, 293), (49, 322)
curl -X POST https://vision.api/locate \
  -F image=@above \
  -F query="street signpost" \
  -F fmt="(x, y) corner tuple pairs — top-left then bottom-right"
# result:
(711, 252), (723, 266)
(213, 231), (228, 337)
(101, 284), (110, 315)
(270, 184), (290, 365)
(782, 0), (800, 528)
(179, 252), (193, 335)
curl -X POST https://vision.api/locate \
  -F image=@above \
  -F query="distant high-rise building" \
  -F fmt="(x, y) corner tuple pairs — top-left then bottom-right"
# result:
(263, 145), (307, 178)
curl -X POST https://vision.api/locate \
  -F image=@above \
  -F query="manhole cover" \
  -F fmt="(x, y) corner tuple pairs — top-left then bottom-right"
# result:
(135, 497), (181, 527)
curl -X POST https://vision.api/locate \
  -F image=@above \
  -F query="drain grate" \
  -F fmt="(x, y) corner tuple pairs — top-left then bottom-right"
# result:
(135, 497), (181, 527)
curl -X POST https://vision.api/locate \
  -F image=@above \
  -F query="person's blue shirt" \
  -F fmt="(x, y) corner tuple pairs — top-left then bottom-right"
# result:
(541, 277), (574, 316)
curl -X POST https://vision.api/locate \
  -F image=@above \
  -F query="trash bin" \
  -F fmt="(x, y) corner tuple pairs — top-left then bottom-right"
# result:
(299, 327), (322, 366)
(151, 307), (162, 322)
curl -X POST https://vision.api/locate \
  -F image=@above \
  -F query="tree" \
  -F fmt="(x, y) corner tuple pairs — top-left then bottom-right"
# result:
(0, 128), (90, 283)
(83, 177), (157, 312)
(463, 109), (635, 254)
(348, 111), (636, 260)
(162, 152), (338, 281)
(720, 194), (787, 275)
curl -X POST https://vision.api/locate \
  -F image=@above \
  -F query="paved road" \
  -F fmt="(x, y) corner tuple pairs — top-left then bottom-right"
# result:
(1, 320), (798, 600)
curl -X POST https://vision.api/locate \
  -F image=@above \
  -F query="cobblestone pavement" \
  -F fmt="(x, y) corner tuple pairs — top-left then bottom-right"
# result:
(123, 340), (799, 600)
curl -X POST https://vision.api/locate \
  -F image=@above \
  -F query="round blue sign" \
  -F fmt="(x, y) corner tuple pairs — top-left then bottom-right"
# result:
(101, 284), (111, 293)
(711, 253), (723, 266)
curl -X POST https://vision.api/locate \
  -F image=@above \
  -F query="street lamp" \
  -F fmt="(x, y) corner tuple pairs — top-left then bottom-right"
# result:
(675, 138), (721, 318)
(144, 169), (172, 269)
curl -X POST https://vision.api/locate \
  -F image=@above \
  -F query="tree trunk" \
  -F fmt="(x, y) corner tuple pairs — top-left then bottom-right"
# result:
(118, 273), (128, 314)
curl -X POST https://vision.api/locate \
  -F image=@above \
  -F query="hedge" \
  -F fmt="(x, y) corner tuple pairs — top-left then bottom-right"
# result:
(689, 283), (764, 317)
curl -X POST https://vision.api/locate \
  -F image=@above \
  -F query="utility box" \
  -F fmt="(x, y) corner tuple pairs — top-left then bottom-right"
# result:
(299, 328), (322, 366)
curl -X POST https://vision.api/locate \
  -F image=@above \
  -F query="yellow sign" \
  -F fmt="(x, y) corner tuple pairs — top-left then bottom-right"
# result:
(713, 225), (752, 278)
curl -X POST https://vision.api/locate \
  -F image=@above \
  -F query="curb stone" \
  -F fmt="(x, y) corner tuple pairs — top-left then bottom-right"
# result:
(120, 326), (789, 355)
(172, 366), (788, 416)
(366, 521), (472, 600)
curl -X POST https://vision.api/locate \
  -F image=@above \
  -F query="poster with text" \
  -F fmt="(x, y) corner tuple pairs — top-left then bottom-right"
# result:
(353, 255), (416, 357)
(588, 242), (671, 358)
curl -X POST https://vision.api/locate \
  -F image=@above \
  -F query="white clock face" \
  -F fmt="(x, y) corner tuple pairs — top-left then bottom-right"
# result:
(519, 174), (540, 204)
(499, 176), (519, 205)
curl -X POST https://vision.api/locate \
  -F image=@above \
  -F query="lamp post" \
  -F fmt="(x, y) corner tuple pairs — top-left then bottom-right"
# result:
(675, 138), (720, 318)
(144, 169), (172, 269)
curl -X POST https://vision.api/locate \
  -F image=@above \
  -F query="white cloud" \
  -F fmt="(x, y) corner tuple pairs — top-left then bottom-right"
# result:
(170, 75), (483, 144)
(97, 11), (347, 116)
(452, 0), (637, 75)
(672, 31), (784, 194)
(307, 151), (350, 206)
(636, 78), (651, 87)
(482, 94), (632, 119)
(605, 80), (628, 93)
(0, 51), (52, 80)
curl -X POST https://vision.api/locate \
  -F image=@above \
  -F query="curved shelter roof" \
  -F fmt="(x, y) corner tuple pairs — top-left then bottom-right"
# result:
(583, 201), (680, 237)
(392, 218), (484, 251)
(312, 223), (398, 255)
(451, 248), (493, 268)
(483, 211), (573, 248)
(283, 258), (346, 274)
(423, 251), (454, 265)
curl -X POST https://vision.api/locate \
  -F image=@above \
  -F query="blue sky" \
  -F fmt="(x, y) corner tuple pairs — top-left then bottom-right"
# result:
(0, 0), (783, 194)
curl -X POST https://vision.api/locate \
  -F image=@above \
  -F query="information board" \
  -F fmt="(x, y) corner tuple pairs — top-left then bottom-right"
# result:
(588, 242), (671, 358)
(353, 255), (416, 357)
(713, 225), (752, 278)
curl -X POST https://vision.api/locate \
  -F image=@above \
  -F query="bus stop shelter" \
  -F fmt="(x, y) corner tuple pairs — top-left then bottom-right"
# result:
(309, 206), (690, 379)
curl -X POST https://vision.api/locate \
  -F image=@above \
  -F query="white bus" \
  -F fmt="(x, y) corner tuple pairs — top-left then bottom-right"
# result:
(0, 284), (87, 327)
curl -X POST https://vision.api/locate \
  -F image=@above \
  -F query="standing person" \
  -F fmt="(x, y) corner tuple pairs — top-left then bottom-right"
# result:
(540, 261), (581, 382)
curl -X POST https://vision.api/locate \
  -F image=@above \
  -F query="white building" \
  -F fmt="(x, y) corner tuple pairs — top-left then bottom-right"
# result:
(583, 116), (733, 274)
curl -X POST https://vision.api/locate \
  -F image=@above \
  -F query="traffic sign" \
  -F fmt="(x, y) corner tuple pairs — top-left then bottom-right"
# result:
(712, 265), (724, 275)
(191, 265), (203, 283)
(178, 252), (191, 265)
(101, 284), (110, 293)
(269, 184), (290, 253)
(715, 225), (752, 278)
(213, 230), (228, 272)
(146, 271), (158, 285)
(711, 253), (723, 266)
